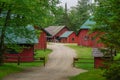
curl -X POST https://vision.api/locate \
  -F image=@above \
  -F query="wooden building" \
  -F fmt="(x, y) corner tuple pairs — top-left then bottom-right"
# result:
(34, 29), (47, 50)
(60, 31), (77, 43)
(77, 17), (104, 48)
(44, 26), (69, 42)
(92, 48), (114, 68)
(4, 25), (38, 62)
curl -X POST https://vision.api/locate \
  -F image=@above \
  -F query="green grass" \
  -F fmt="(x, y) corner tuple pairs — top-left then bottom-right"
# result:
(68, 45), (92, 58)
(68, 45), (94, 70)
(114, 53), (120, 60)
(0, 49), (52, 79)
(70, 69), (106, 80)
(67, 45), (105, 80)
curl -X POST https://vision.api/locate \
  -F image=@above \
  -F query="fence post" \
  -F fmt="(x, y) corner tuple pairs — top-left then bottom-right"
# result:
(17, 56), (20, 65)
(73, 58), (75, 67)
(43, 57), (45, 66)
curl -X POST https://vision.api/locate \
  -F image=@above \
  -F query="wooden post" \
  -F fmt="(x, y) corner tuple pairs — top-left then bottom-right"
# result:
(17, 56), (20, 65)
(43, 57), (45, 66)
(73, 58), (75, 67)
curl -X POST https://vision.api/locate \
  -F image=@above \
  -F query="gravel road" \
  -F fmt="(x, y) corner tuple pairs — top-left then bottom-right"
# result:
(3, 43), (87, 80)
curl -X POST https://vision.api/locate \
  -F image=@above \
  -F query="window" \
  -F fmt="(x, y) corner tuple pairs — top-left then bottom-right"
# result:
(72, 38), (74, 41)
(84, 36), (89, 41)
(6, 48), (18, 54)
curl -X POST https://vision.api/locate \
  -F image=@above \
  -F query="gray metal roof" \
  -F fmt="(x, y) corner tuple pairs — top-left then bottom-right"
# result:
(80, 16), (96, 29)
(60, 31), (73, 38)
(44, 26), (66, 36)
(92, 48), (104, 57)
(0, 25), (38, 44)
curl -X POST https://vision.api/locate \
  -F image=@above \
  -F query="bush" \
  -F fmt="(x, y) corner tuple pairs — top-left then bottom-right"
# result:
(103, 63), (120, 80)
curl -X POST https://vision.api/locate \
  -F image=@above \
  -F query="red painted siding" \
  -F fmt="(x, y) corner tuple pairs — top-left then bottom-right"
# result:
(61, 32), (78, 43)
(34, 30), (47, 50)
(94, 57), (104, 68)
(55, 27), (69, 38)
(5, 46), (34, 62)
(78, 29), (104, 48)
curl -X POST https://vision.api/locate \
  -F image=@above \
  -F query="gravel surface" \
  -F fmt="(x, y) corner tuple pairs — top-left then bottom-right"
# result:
(3, 43), (87, 80)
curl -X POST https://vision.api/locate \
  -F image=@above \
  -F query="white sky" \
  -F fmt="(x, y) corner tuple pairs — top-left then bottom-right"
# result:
(59, 0), (95, 9)
(59, 0), (78, 9)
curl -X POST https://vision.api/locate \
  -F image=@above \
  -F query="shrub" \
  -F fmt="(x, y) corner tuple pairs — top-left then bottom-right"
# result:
(103, 63), (120, 80)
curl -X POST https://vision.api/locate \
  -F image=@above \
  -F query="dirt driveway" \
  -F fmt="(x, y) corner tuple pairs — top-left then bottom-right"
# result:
(3, 43), (87, 80)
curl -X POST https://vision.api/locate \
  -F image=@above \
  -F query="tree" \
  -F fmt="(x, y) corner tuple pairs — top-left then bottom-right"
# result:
(68, 0), (92, 32)
(93, 0), (120, 50)
(52, 0), (92, 33)
(0, 0), (59, 65)
(93, 1), (120, 79)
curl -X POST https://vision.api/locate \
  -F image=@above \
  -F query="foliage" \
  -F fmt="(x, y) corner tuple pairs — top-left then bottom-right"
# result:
(103, 63), (120, 80)
(0, 0), (59, 65)
(93, 0), (120, 50)
(68, 0), (92, 32)
(52, 0), (92, 33)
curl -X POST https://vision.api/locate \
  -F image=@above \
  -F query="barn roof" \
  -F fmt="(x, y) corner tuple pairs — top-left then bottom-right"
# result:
(0, 25), (38, 44)
(80, 16), (95, 29)
(44, 26), (66, 36)
(92, 48), (112, 57)
(92, 48), (104, 57)
(60, 31), (73, 38)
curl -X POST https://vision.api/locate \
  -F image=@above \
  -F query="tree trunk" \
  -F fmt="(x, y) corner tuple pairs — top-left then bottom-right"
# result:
(0, 9), (11, 66)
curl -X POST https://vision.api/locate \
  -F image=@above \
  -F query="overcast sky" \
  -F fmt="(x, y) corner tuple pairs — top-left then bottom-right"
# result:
(59, 0), (95, 9)
(59, 0), (78, 9)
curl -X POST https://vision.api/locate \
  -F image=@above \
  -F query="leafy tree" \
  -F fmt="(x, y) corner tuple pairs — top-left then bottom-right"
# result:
(93, 0), (120, 79)
(0, 0), (59, 65)
(93, 0), (120, 50)
(68, 0), (92, 32)
(52, 0), (92, 33)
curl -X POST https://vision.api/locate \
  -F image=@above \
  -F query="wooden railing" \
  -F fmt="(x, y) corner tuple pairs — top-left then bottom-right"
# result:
(73, 57), (94, 67)
(1, 56), (46, 66)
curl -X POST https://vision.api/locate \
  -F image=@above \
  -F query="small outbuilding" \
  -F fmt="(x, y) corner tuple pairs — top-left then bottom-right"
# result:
(92, 48), (113, 68)
(60, 31), (77, 43)
(4, 25), (38, 62)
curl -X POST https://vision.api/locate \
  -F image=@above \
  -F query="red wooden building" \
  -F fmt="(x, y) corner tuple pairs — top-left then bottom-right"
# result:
(92, 48), (113, 68)
(77, 17), (104, 48)
(44, 26), (69, 42)
(60, 31), (78, 43)
(34, 29), (47, 50)
(4, 25), (38, 62)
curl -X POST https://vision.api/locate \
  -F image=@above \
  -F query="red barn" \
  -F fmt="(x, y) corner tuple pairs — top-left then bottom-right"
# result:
(44, 26), (69, 42)
(4, 25), (38, 62)
(77, 17), (104, 48)
(34, 29), (47, 50)
(60, 31), (78, 43)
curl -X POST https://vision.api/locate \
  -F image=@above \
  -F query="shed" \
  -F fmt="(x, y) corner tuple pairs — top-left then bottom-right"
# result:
(2, 25), (38, 62)
(34, 28), (47, 50)
(92, 48), (112, 68)
(60, 31), (77, 43)
(44, 26), (69, 42)
(77, 17), (104, 48)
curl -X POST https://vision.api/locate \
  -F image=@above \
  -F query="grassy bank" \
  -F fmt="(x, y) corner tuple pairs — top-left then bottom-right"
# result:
(0, 49), (52, 79)
(67, 45), (105, 80)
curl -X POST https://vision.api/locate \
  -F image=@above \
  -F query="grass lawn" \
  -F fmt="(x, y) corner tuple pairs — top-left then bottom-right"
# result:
(67, 45), (106, 80)
(0, 49), (52, 79)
